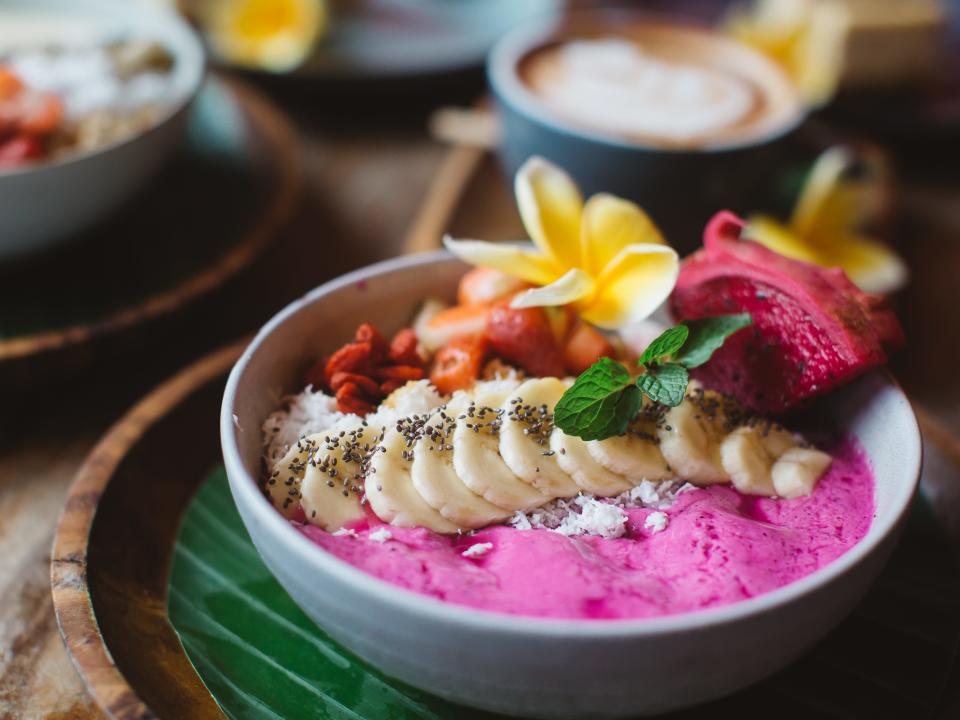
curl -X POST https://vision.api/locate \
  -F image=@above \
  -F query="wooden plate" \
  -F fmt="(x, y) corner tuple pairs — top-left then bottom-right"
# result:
(0, 76), (299, 392)
(51, 338), (960, 719)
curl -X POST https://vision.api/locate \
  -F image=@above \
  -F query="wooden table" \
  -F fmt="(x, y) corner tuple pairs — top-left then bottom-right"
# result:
(2, 76), (960, 717)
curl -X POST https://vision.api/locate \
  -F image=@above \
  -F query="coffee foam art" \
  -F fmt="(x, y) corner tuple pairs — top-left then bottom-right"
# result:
(526, 38), (760, 146)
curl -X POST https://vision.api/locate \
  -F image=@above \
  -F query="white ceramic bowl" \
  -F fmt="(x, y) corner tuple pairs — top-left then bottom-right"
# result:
(0, 0), (205, 259)
(221, 253), (921, 719)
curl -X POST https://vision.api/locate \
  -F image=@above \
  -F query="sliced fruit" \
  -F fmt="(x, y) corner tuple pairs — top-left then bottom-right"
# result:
(411, 396), (512, 528)
(299, 422), (372, 530)
(562, 320), (615, 375)
(772, 447), (832, 499)
(657, 388), (732, 486)
(486, 304), (565, 377)
(499, 378), (580, 497)
(430, 335), (487, 394)
(720, 427), (776, 496)
(586, 416), (672, 483)
(412, 298), (450, 352)
(671, 211), (904, 413)
(419, 303), (491, 354)
(457, 267), (528, 306)
(452, 382), (549, 511)
(266, 432), (326, 518)
(365, 423), (460, 533)
(551, 429), (632, 496)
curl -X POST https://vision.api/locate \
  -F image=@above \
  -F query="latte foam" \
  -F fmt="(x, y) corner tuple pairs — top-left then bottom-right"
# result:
(519, 31), (800, 149)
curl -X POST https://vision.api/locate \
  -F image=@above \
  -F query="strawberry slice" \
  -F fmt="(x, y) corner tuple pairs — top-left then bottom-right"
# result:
(670, 211), (903, 413)
(486, 305), (566, 378)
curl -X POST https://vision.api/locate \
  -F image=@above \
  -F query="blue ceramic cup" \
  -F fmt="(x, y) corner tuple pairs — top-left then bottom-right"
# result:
(488, 13), (807, 252)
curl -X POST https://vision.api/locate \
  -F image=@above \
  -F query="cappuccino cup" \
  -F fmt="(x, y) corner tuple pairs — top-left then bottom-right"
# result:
(488, 13), (807, 251)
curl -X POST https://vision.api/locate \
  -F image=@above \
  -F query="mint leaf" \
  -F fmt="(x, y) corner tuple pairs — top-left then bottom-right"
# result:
(675, 314), (752, 368)
(636, 362), (689, 406)
(554, 358), (641, 441)
(638, 325), (689, 366)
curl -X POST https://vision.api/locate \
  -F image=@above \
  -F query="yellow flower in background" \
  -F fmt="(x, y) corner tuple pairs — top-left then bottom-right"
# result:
(725, 0), (848, 106)
(444, 158), (679, 330)
(206, 0), (325, 72)
(745, 146), (908, 294)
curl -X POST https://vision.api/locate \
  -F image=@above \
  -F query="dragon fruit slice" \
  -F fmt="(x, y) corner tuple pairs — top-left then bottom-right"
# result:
(670, 211), (903, 413)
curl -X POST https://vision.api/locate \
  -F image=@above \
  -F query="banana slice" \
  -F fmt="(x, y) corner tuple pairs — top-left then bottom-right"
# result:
(586, 416), (672, 483)
(499, 378), (580, 497)
(720, 427), (776, 496)
(299, 421), (371, 530)
(365, 420), (460, 533)
(657, 388), (732, 486)
(452, 384), (549, 511)
(551, 429), (633, 496)
(772, 447), (832, 499)
(267, 433), (326, 518)
(411, 396), (513, 528)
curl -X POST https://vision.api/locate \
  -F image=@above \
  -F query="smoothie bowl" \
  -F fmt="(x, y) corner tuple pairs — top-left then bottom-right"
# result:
(221, 161), (919, 718)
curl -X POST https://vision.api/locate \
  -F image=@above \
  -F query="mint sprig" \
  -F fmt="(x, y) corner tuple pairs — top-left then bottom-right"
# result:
(552, 358), (642, 441)
(553, 314), (752, 441)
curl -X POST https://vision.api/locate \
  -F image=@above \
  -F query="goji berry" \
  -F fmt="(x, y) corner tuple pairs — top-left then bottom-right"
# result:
(354, 323), (388, 364)
(388, 328), (421, 366)
(324, 342), (376, 385)
(376, 365), (424, 381)
(329, 371), (380, 398)
(335, 382), (374, 416)
(380, 379), (406, 396)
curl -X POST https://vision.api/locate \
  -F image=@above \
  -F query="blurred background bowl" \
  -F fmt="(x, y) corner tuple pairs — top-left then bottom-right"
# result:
(0, 0), (205, 260)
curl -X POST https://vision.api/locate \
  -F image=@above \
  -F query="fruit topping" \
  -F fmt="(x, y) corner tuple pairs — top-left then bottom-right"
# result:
(671, 211), (903, 413)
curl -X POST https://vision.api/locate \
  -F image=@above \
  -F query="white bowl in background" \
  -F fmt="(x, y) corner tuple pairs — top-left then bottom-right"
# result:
(221, 252), (921, 719)
(0, 0), (205, 259)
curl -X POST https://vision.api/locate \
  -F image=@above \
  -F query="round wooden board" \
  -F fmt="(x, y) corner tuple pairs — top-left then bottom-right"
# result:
(0, 76), (299, 392)
(52, 341), (245, 720)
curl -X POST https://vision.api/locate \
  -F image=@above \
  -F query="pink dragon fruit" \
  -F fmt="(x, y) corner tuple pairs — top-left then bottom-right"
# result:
(670, 211), (904, 413)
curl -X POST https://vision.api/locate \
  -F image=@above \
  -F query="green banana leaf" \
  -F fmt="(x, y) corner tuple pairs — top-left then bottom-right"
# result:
(169, 469), (960, 719)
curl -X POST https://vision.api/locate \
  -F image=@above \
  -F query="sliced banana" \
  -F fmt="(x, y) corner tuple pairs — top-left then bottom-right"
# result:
(365, 421), (460, 533)
(720, 427), (776, 496)
(551, 429), (632, 496)
(266, 433), (326, 518)
(452, 384), (549, 511)
(499, 378), (580, 497)
(772, 447), (832, 499)
(411, 397), (512, 528)
(586, 416), (672, 484)
(300, 421), (371, 530)
(657, 389), (731, 486)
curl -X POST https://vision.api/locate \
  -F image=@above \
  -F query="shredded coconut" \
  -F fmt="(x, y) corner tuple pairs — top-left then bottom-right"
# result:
(611, 479), (695, 509)
(644, 511), (668, 534)
(510, 495), (627, 539)
(461, 542), (493, 558)
(369, 528), (393, 543)
(262, 387), (345, 463)
(332, 528), (358, 538)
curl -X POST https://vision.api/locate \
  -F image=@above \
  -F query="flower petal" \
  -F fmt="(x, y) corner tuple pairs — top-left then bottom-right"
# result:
(510, 269), (595, 310)
(515, 157), (584, 269)
(582, 244), (679, 329)
(443, 236), (560, 286)
(823, 235), (909, 295)
(581, 193), (666, 275)
(745, 215), (823, 265)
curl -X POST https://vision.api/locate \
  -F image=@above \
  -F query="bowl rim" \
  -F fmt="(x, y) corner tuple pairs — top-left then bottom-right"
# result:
(221, 251), (921, 638)
(0, 0), (206, 179)
(487, 9), (807, 156)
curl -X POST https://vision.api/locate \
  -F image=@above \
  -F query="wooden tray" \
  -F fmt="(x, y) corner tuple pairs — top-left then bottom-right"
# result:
(53, 137), (960, 717)
(0, 76), (299, 392)
(51, 339), (960, 719)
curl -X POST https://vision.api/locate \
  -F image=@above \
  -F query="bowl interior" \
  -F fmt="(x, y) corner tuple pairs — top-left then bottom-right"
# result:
(223, 252), (920, 632)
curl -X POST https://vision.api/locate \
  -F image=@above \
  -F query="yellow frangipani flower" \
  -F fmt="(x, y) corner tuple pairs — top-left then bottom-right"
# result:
(444, 157), (679, 330)
(745, 146), (908, 294)
(725, 0), (848, 106)
(207, 0), (325, 72)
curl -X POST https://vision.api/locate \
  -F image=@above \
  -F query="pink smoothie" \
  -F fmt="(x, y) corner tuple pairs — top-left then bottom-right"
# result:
(295, 438), (874, 620)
